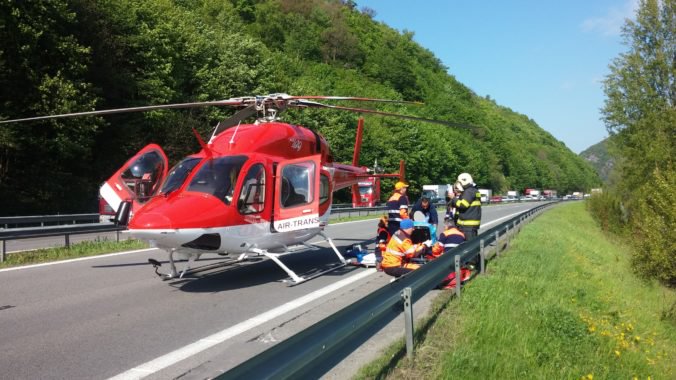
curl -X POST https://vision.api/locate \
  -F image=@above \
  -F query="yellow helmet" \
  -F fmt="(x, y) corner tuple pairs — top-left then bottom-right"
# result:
(394, 181), (409, 190)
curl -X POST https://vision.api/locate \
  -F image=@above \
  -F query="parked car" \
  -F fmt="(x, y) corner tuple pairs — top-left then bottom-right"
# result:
(490, 195), (503, 203)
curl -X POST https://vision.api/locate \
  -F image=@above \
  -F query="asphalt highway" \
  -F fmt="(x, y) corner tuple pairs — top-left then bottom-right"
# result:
(0, 202), (547, 379)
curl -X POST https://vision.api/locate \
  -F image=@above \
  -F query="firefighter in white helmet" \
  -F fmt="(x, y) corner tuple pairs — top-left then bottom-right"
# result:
(448, 173), (481, 240)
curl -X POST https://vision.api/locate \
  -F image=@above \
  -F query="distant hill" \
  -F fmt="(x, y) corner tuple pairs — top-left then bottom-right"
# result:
(580, 139), (614, 182)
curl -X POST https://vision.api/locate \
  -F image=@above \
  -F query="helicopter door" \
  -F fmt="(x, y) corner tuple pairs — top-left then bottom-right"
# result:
(273, 155), (321, 232)
(99, 144), (168, 214)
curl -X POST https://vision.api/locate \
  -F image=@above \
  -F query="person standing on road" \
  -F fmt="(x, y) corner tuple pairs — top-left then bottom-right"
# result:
(448, 173), (481, 241)
(386, 181), (410, 235)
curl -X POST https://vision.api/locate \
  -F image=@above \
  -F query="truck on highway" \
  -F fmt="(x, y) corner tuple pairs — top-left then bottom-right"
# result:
(504, 190), (519, 202)
(352, 177), (381, 207)
(478, 189), (492, 203)
(543, 189), (557, 199)
(422, 184), (449, 204)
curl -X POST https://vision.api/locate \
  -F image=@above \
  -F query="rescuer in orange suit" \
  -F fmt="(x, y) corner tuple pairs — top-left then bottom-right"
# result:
(386, 181), (410, 235)
(382, 219), (432, 278)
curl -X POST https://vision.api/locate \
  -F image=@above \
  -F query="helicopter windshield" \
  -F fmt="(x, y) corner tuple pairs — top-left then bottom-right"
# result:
(359, 186), (372, 195)
(187, 155), (248, 204)
(160, 157), (201, 195)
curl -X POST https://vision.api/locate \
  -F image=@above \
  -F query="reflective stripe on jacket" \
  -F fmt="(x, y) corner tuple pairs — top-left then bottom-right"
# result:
(439, 227), (466, 248)
(382, 230), (423, 268)
(386, 193), (409, 222)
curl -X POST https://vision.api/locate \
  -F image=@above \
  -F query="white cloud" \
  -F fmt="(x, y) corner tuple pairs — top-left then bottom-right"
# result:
(581, 0), (639, 36)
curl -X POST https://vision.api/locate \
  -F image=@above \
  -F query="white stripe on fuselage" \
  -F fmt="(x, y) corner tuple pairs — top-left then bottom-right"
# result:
(128, 211), (331, 255)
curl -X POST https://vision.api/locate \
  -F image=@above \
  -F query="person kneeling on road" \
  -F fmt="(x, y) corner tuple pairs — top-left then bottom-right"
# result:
(381, 219), (431, 278)
(428, 218), (466, 260)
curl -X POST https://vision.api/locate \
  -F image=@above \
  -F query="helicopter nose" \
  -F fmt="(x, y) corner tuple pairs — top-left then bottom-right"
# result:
(128, 193), (231, 230)
(129, 212), (173, 229)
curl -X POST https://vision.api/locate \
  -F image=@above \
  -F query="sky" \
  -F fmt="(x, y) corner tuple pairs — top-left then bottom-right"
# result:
(356, 0), (639, 153)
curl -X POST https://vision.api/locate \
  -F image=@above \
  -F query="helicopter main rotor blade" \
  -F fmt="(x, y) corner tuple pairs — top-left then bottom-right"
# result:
(291, 100), (475, 130)
(286, 95), (423, 105)
(0, 99), (253, 125)
(210, 104), (258, 139)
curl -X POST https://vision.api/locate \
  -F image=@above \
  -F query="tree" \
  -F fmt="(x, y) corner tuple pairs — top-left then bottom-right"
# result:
(599, 0), (675, 286)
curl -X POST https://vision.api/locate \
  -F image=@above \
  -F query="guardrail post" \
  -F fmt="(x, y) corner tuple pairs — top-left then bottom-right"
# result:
(495, 231), (501, 257)
(1, 240), (5, 263)
(116, 230), (120, 242)
(479, 239), (485, 274)
(65, 234), (70, 248)
(454, 255), (461, 298)
(402, 287), (414, 359)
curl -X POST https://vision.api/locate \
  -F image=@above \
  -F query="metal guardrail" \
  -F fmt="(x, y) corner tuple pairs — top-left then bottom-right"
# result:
(0, 213), (99, 229)
(329, 202), (447, 219)
(218, 202), (554, 379)
(0, 223), (125, 262)
(329, 205), (387, 218)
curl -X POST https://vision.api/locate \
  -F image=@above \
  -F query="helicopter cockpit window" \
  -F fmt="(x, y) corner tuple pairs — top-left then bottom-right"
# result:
(280, 161), (315, 208)
(187, 155), (248, 204)
(120, 151), (165, 202)
(319, 174), (330, 204)
(238, 163), (265, 214)
(160, 157), (201, 195)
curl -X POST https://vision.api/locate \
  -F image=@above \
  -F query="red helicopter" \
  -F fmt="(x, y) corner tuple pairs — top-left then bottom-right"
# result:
(2, 94), (461, 283)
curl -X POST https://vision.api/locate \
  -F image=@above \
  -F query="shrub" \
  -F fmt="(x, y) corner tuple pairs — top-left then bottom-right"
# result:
(629, 167), (676, 287)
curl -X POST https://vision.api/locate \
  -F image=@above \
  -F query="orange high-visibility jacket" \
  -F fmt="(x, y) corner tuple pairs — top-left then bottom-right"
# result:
(382, 229), (424, 269)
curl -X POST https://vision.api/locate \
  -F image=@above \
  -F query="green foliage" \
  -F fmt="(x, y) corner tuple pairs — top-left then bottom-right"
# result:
(630, 167), (676, 286)
(594, 0), (675, 287)
(0, 0), (599, 214)
(0, 0), (99, 214)
(358, 203), (676, 379)
(586, 191), (627, 235)
(0, 238), (148, 268)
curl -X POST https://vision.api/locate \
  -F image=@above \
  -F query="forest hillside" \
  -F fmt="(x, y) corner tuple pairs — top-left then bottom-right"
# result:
(0, 0), (600, 214)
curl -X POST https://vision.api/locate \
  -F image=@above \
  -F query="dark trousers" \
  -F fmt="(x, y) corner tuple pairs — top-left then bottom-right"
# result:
(459, 226), (480, 266)
(387, 221), (400, 236)
(384, 266), (414, 278)
(459, 226), (479, 241)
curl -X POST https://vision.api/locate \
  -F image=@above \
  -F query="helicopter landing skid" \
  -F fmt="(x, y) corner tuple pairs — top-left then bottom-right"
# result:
(148, 250), (252, 280)
(250, 232), (349, 285)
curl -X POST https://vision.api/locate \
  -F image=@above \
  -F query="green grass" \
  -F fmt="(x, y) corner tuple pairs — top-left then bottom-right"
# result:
(0, 238), (148, 268)
(356, 202), (676, 379)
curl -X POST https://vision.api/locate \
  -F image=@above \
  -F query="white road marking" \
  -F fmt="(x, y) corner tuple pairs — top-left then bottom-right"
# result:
(480, 210), (527, 228)
(108, 268), (377, 380)
(0, 248), (155, 273)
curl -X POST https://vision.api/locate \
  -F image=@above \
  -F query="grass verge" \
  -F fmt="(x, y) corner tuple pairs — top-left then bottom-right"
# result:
(355, 202), (676, 379)
(0, 238), (148, 269)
